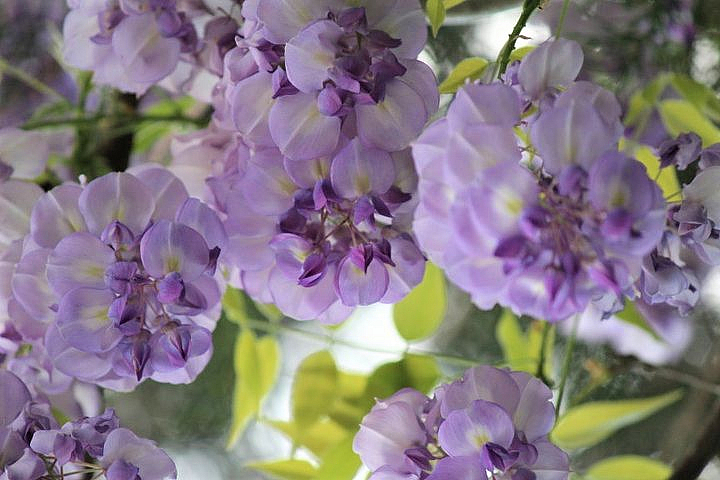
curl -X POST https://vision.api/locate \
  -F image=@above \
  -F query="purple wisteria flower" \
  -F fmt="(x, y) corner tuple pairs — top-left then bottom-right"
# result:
(0, 371), (176, 480)
(413, 39), (669, 322)
(63, 0), (202, 94)
(353, 366), (569, 480)
(9, 166), (226, 390)
(213, 0), (437, 160)
(206, 136), (425, 324)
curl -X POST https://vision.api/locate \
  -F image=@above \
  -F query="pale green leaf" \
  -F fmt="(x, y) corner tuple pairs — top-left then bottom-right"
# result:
(393, 262), (447, 342)
(438, 57), (488, 94)
(496, 311), (553, 376)
(313, 435), (361, 480)
(658, 99), (720, 146)
(227, 330), (280, 448)
(669, 74), (720, 123)
(631, 144), (681, 199)
(443, 0), (466, 8)
(585, 455), (671, 480)
(268, 419), (349, 458)
(222, 287), (248, 327)
(551, 389), (683, 450)
(426, 0), (446, 37)
(615, 301), (662, 341)
(509, 45), (536, 62)
(365, 353), (441, 399)
(292, 351), (339, 427)
(248, 459), (317, 480)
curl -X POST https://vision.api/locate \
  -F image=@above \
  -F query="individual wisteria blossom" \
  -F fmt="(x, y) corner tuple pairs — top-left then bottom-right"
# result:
(353, 365), (569, 480)
(214, 0), (438, 160)
(206, 135), (426, 324)
(0, 128), (73, 182)
(63, 0), (203, 95)
(9, 166), (226, 391)
(413, 38), (674, 322)
(0, 370), (176, 480)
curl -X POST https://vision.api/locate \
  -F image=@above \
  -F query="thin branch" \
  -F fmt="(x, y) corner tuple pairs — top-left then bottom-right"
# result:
(494, 0), (543, 78)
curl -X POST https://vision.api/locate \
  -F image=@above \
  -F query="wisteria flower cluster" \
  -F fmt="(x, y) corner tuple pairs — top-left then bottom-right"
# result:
(0, 370), (176, 480)
(9, 166), (226, 391)
(412, 39), (713, 323)
(353, 365), (569, 480)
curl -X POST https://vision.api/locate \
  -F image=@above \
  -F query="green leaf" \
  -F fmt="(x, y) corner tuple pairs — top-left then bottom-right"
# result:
(222, 287), (248, 327)
(658, 99), (720, 146)
(227, 330), (280, 448)
(426, 0), (446, 37)
(393, 262), (447, 342)
(248, 459), (317, 480)
(551, 389), (683, 450)
(509, 46), (536, 62)
(292, 351), (339, 428)
(615, 301), (662, 341)
(632, 144), (680, 199)
(438, 57), (488, 94)
(442, 0), (467, 8)
(365, 353), (441, 399)
(669, 74), (720, 123)
(313, 435), (361, 480)
(496, 312), (553, 376)
(585, 455), (671, 480)
(268, 419), (349, 458)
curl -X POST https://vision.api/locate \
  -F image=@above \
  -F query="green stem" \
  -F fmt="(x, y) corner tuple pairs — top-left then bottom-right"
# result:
(555, 314), (580, 416)
(22, 113), (206, 130)
(536, 321), (554, 387)
(554, 0), (572, 38)
(0, 56), (69, 103)
(494, 0), (543, 78)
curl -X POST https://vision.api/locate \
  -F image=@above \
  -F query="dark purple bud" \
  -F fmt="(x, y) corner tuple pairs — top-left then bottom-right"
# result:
(512, 468), (538, 480)
(313, 180), (328, 210)
(673, 201), (712, 241)
(494, 235), (528, 259)
(658, 132), (702, 169)
(294, 188), (316, 211)
(381, 186), (412, 205)
(161, 321), (192, 363)
(101, 220), (136, 251)
(157, 272), (185, 304)
(370, 196), (392, 218)
(404, 446), (432, 472)
(120, 331), (152, 381)
(366, 29), (402, 49)
(0, 159), (14, 181)
(482, 442), (519, 472)
(71, 408), (119, 457)
(280, 208), (307, 235)
(298, 253), (327, 287)
(336, 7), (368, 30)
(156, 9), (183, 36)
(519, 205), (549, 240)
(108, 295), (143, 336)
(373, 239), (396, 267)
(699, 143), (720, 169)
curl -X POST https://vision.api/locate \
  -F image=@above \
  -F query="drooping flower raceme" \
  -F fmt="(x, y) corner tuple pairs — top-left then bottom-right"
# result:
(207, 137), (425, 324)
(10, 166), (226, 391)
(63, 0), (201, 94)
(413, 39), (669, 322)
(353, 365), (569, 480)
(214, 0), (438, 160)
(0, 370), (176, 480)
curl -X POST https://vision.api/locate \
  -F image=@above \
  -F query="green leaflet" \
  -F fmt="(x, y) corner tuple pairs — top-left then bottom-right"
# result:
(584, 455), (671, 480)
(313, 435), (362, 480)
(365, 353), (441, 399)
(438, 57), (489, 94)
(292, 350), (339, 428)
(426, 0), (446, 37)
(551, 389), (683, 450)
(247, 459), (317, 480)
(658, 99), (720, 146)
(393, 262), (447, 342)
(496, 311), (553, 377)
(227, 329), (280, 448)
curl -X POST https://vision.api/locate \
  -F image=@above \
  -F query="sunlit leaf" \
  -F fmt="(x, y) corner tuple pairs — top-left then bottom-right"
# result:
(426, 0), (446, 37)
(314, 435), (362, 480)
(443, 0), (467, 8)
(658, 99), (720, 146)
(267, 419), (349, 458)
(509, 45), (536, 62)
(496, 311), (553, 377)
(393, 262), (446, 342)
(292, 351), (339, 428)
(585, 455), (671, 480)
(247, 459), (317, 480)
(227, 330), (280, 448)
(551, 390), (683, 450)
(438, 57), (488, 94)
(631, 144), (681, 199)
(365, 353), (441, 399)
(669, 74), (720, 123)
(222, 287), (248, 327)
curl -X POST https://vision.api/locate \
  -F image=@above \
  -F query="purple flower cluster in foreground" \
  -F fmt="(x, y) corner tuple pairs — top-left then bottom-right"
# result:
(0, 370), (176, 480)
(170, 0), (439, 323)
(63, 0), (204, 94)
(353, 366), (568, 480)
(413, 39), (716, 323)
(8, 166), (226, 391)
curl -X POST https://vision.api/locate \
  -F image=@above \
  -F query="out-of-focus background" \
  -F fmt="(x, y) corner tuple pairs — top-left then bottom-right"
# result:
(3, 0), (720, 478)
